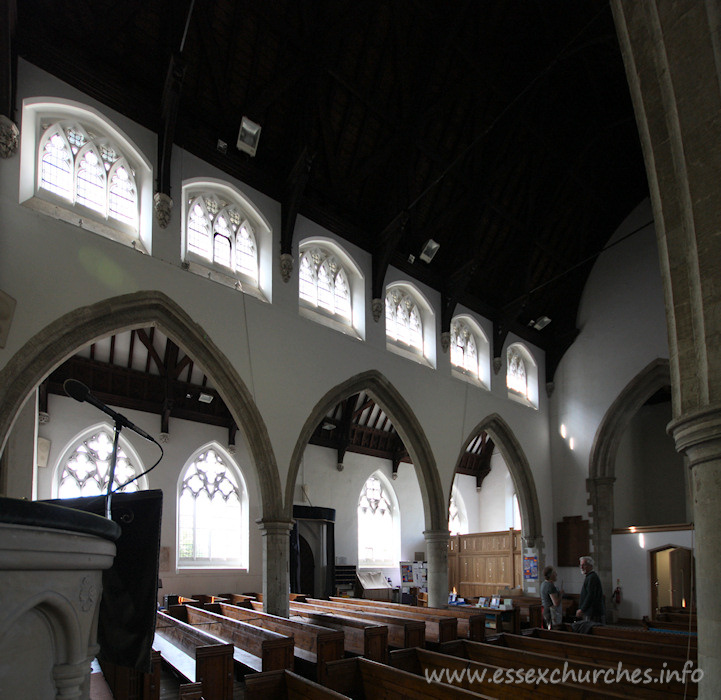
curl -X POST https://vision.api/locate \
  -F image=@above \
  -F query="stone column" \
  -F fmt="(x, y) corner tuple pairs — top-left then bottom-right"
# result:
(612, 2), (721, 693)
(587, 475), (615, 609)
(0, 390), (37, 498)
(424, 529), (450, 608)
(669, 407), (721, 694)
(257, 519), (293, 617)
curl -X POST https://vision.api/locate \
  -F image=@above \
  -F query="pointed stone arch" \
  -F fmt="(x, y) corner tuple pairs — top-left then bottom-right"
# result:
(454, 413), (543, 549)
(0, 290), (283, 518)
(587, 358), (671, 598)
(589, 358), (671, 481)
(286, 369), (449, 606)
(285, 369), (444, 530)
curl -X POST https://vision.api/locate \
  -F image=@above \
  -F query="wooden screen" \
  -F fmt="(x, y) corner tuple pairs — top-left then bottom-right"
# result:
(447, 529), (522, 598)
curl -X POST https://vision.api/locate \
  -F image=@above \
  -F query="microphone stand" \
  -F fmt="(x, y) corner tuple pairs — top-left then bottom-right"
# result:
(106, 421), (123, 520)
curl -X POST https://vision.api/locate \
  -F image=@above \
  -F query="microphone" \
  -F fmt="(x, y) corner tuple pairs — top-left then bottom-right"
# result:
(63, 378), (156, 443)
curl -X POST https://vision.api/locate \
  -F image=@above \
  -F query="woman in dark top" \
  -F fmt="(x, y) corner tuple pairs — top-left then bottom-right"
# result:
(541, 565), (563, 629)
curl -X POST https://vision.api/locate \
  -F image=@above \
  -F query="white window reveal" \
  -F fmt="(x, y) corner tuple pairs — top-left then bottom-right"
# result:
(21, 99), (152, 253)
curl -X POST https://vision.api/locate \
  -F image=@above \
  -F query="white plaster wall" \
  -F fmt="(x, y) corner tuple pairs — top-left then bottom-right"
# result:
(611, 529), (695, 619)
(296, 445), (424, 587)
(478, 451), (515, 532)
(550, 198), (669, 593)
(614, 401), (686, 528)
(36, 394), (264, 598)
(1, 62), (554, 594)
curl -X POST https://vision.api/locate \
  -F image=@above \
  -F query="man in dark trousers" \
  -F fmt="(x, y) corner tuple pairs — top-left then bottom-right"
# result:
(576, 556), (605, 623)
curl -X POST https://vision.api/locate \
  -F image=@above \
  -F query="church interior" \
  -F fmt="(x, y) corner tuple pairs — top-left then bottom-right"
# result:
(1, 1), (718, 697)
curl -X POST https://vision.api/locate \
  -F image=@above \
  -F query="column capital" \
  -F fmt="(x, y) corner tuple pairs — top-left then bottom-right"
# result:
(423, 529), (451, 544)
(588, 476), (616, 487)
(255, 518), (294, 536)
(668, 404), (721, 468)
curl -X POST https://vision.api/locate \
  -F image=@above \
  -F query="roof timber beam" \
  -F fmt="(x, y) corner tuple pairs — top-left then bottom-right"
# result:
(0, 0), (18, 156)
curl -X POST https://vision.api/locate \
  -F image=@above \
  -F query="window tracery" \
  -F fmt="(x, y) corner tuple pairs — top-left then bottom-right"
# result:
(178, 448), (246, 568)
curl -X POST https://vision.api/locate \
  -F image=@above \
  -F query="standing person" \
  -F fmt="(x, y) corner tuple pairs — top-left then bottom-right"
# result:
(540, 565), (563, 629)
(576, 556), (605, 623)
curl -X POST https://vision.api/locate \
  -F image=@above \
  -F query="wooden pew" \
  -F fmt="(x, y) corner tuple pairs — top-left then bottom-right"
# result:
(203, 601), (345, 683)
(216, 593), (257, 605)
(329, 596), (486, 641)
(285, 601), (425, 650)
(179, 681), (203, 700)
(324, 656), (489, 699)
(154, 611), (234, 700)
(165, 605), (294, 676)
(438, 638), (692, 700)
(191, 594), (230, 605)
(494, 632), (694, 676)
(250, 592), (309, 603)
(98, 650), (162, 700)
(656, 611), (697, 625)
(643, 616), (697, 633)
(245, 668), (351, 700)
(287, 608), (389, 662)
(529, 627), (696, 660)
(305, 597), (458, 644)
(390, 646), (627, 699)
(589, 624), (697, 649)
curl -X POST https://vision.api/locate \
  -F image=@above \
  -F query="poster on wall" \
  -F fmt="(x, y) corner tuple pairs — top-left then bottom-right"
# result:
(523, 556), (538, 580)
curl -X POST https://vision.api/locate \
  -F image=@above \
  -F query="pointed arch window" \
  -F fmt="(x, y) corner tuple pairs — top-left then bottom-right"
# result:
(185, 193), (259, 283)
(449, 488), (469, 536)
(507, 348), (527, 397)
(38, 121), (139, 228)
(299, 247), (352, 321)
(358, 474), (399, 567)
(385, 288), (423, 352)
(56, 427), (145, 499)
(178, 447), (248, 569)
(22, 100), (152, 253)
(451, 319), (479, 378)
(182, 181), (270, 299)
(506, 342), (539, 408)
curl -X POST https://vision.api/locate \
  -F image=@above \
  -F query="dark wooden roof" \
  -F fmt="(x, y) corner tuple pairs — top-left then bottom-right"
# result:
(13, 0), (649, 385)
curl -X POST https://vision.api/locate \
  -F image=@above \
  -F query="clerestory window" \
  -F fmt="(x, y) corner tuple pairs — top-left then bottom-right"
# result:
(186, 193), (258, 283)
(182, 180), (271, 300)
(385, 288), (423, 352)
(177, 446), (248, 569)
(451, 319), (479, 378)
(506, 342), (538, 408)
(297, 238), (364, 338)
(299, 247), (352, 321)
(21, 99), (152, 253)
